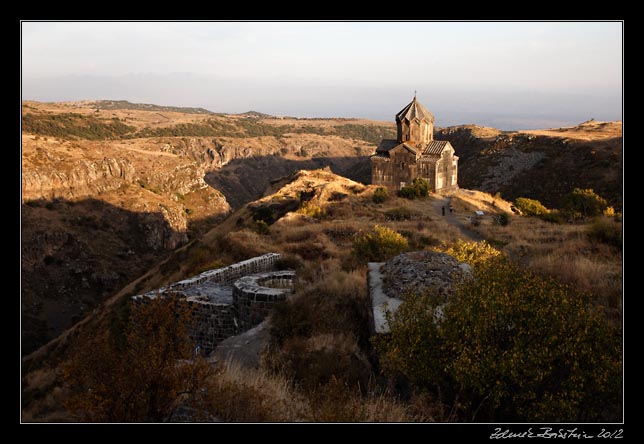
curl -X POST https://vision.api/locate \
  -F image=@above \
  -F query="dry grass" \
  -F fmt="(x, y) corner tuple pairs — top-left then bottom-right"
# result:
(204, 360), (421, 422)
(450, 188), (514, 215)
(520, 120), (622, 141)
(203, 360), (311, 422)
(471, 215), (622, 321)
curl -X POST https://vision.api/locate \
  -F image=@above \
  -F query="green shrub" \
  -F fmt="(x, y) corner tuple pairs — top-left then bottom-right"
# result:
(376, 258), (622, 422)
(397, 178), (431, 200)
(514, 197), (550, 217)
(587, 217), (622, 249)
(352, 225), (408, 263)
(396, 186), (418, 199)
(442, 240), (501, 268)
(372, 187), (388, 204)
(540, 209), (564, 224)
(254, 219), (270, 235)
(564, 188), (609, 220)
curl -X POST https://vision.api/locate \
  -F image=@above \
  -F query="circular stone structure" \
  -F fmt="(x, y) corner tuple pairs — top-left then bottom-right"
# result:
(232, 270), (296, 329)
(381, 251), (472, 301)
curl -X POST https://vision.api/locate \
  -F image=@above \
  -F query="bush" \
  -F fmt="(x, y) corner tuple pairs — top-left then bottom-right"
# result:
(587, 217), (622, 249)
(254, 219), (270, 235)
(372, 187), (389, 204)
(539, 209), (564, 224)
(442, 240), (501, 268)
(376, 258), (622, 422)
(495, 212), (510, 226)
(397, 186), (418, 200)
(352, 225), (408, 263)
(297, 201), (325, 219)
(603, 206), (616, 217)
(564, 188), (609, 220)
(514, 197), (549, 217)
(62, 298), (212, 422)
(397, 178), (431, 200)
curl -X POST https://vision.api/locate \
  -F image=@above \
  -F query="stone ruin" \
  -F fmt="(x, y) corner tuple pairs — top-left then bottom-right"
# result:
(132, 253), (295, 354)
(368, 251), (472, 334)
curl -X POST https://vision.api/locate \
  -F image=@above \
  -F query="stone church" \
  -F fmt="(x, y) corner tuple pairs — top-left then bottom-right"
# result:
(371, 96), (458, 192)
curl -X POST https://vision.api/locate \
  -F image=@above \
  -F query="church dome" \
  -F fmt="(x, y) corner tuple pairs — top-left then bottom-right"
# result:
(396, 96), (435, 123)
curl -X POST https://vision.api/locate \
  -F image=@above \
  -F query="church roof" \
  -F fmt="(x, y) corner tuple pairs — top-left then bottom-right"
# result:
(372, 139), (452, 159)
(396, 97), (435, 123)
(423, 140), (450, 155)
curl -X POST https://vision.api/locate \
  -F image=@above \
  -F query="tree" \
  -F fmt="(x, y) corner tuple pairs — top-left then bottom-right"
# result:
(63, 298), (212, 422)
(376, 258), (622, 422)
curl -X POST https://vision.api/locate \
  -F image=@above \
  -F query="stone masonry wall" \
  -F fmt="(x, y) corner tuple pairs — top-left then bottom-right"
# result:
(232, 271), (296, 330)
(132, 253), (289, 354)
(168, 253), (281, 290)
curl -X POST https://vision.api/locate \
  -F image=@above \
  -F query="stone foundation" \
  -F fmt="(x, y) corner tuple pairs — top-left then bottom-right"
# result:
(132, 253), (293, 354)
(367, 251), (472, 334)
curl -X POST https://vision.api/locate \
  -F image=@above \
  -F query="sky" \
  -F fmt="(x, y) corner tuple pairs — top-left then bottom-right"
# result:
(21, 21), (622, 130)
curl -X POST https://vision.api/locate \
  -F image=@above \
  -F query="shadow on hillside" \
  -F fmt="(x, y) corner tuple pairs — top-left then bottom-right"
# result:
(204, 155), (371, 209)
(21, 197), (184, 356)
(22, 155), (371, 356)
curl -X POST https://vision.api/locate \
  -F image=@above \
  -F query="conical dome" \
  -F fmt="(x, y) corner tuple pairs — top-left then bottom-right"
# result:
(396, 96), (434, 143)
(396, 97), (435, 124)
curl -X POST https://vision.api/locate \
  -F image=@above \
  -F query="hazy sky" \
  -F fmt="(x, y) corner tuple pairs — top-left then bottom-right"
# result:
(21, 21), (622, 130)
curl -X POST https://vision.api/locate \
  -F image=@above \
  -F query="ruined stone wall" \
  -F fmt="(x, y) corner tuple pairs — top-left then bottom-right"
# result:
(167, 253), (281, 290)
(132, 253), (288, 355)
(185, 299), (237, 350)
(232, 271), (296, 330)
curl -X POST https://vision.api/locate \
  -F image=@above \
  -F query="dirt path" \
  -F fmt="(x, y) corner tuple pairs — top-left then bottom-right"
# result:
(433, 196), (485, 242)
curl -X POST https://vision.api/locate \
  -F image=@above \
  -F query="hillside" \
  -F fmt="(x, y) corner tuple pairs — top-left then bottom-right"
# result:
(436, 120), (622, 210)
(22, 168), (622, 422)
(21, 101), (393, 354)
(21, 100), (623, 356)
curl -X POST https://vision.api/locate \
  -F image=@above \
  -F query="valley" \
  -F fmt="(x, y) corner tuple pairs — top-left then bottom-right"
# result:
(21, 100), (622, 423)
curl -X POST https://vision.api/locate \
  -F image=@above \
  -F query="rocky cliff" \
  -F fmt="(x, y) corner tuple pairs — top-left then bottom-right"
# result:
(436, 121), (622, 210)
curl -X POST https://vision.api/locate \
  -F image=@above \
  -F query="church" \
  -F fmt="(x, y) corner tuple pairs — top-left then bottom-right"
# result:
(371, 96), (458, 192)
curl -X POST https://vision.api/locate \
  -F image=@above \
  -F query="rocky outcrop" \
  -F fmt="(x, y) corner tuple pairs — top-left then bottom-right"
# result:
(22, 157), (136, 201)
(369, 251), (473, 334)
(381, 251), (472, 301)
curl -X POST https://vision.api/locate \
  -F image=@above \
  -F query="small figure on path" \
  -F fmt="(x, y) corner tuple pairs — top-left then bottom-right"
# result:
(442, 206), (445, 216)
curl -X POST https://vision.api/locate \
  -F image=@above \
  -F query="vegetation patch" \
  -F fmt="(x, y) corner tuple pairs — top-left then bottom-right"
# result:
(587, 217), (622, 249)
(372, 187), (389, 204)
(397, 178), (431, 200)
(352, 225), (408, 263)
(23, 112), (136, 140)
(384, 207), (423, 221)
(376, 257), (622, 422)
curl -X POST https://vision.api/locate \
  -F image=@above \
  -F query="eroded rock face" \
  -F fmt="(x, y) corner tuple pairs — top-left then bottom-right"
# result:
(381, 251), (472, 301)
(22, 157), (136, 201)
